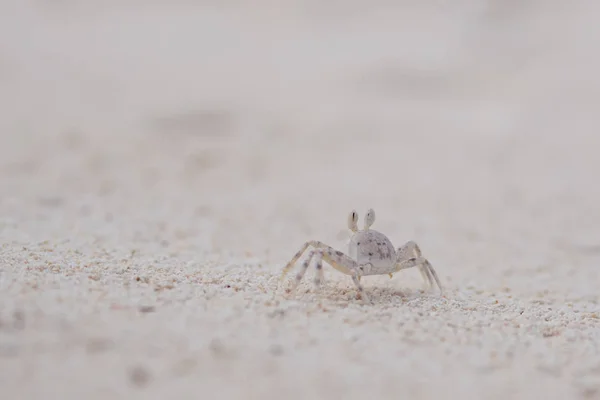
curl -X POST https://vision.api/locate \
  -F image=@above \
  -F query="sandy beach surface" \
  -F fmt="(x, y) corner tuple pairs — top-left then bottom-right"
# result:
(2, 2), (600, 399)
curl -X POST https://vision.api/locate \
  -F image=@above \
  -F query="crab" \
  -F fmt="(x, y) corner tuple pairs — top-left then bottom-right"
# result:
(280, 209), (442, 300)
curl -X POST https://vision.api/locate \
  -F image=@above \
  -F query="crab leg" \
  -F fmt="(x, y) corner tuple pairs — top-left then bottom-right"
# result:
(280, 240), (331, 281)
(318, 249), (369, 300)
(394, 256), (443, 292)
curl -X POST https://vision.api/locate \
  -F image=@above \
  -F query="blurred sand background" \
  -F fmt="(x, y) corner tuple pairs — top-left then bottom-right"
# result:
(1, 1), (600, 399)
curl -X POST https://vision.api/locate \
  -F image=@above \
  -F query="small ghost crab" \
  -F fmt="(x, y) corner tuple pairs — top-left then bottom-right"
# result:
(280, 209), (443, 300)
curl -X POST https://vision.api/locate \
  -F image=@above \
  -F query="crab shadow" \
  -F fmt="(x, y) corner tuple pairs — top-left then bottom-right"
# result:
(280, 282), (442, 307)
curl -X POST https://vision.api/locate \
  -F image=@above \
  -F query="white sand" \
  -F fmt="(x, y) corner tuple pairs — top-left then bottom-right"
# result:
(1, 2), (600, 399)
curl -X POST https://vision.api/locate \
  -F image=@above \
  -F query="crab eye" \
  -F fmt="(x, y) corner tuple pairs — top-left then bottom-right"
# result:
(348, 210), (359, 231)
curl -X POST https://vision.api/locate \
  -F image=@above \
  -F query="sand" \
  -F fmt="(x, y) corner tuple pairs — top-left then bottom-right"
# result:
(1, 2), (600, 399)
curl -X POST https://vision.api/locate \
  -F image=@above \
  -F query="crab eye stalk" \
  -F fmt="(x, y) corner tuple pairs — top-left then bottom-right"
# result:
(348, 210), (359, 232)
(364, 208), (375, 229)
